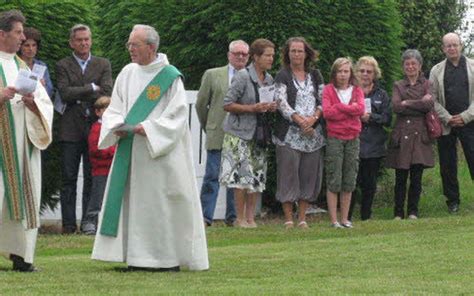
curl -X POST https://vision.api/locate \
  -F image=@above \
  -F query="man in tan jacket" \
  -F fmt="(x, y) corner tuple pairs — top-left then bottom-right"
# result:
(430, 32), (474, 213)
(195, 40), (249, 226)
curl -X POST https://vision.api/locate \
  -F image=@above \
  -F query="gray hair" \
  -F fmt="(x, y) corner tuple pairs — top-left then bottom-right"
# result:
(132, 24), (159, 49)
(401, 49), (423, 66)
(228, 40), (249, 52)
(69, 24), (91, 39)
(0, 10), (25, 32)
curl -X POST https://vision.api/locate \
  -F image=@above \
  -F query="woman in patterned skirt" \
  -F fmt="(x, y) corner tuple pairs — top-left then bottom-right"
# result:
(220, 39), (277, 228)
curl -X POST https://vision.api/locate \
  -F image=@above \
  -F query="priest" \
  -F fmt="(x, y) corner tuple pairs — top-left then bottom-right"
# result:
(91, 24), (208, 271)
(0, 10), (53, 272)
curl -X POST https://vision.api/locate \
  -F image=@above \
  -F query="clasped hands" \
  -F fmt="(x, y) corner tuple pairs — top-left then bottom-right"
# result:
(448, 114), (464, 127)
(254, 101), (277, 113)
(114, 124), (147, 138)
(420, 94), (464, 127)
(294, 114), (319, 136)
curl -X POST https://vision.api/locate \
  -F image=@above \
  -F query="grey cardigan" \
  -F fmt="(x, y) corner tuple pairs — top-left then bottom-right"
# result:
(222, 63), (273, 140)
(429, 56), (474, 135)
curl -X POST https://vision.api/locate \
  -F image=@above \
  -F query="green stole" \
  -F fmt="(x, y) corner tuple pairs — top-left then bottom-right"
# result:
(100, 65), (182, 237)
(0, 56), (37, 229)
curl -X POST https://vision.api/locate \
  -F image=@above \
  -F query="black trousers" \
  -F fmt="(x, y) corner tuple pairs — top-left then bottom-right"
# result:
(437, 122), (474, 207)
(394, 164), (424, 218)
(349, 157), (382, 221)
(59, 141), (92, 229)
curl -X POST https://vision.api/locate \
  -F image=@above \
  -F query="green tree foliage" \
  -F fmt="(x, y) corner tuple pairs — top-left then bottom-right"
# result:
(96, 0), (174, 76)
(95, 0), (403, 211)
(11, 1), (467, 213)
(1, 0), (97, 79)
(97, 1), (403, 89)
(0, 1), (97, 211)
(397, 0), (467, 76)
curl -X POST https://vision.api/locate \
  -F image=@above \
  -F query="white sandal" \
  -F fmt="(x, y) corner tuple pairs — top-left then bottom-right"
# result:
(297, 221), (309, 229)
(284, 221), (294, 229)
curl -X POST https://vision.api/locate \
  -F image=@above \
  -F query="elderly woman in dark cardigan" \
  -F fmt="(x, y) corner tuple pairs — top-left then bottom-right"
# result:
(348, 56), (392, 221)
(273, 37), (325, 229)
(386, 49), (435, 220)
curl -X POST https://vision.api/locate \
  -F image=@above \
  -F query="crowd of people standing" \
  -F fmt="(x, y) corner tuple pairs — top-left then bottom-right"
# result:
(198, 33), (474, 230)
(0, 7), (473, 273)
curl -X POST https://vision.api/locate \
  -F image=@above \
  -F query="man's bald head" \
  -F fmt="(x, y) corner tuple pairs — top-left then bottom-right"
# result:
(442, 32), (462, 63)
(442, 32), (461, 45)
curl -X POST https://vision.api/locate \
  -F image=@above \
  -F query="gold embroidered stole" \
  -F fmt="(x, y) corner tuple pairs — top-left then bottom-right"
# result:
(0, 56), (37, 229)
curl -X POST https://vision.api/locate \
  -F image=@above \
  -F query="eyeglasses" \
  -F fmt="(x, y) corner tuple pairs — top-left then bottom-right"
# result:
(230, 51), (249, 58)
(359, 69), (373, 74)
(125, 42), (146, 49)
(444, 43), (460, 49)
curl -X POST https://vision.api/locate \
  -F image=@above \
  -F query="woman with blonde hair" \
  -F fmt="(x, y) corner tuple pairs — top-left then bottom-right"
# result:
(322, 57), (365, 228)
(348, 56), (392, 221)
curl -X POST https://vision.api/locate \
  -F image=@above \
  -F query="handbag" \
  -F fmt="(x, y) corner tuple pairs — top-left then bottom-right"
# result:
(254, 115), (272, 148)
(423, 80), (442, 139)
(249, 70), (272, 148)
(425, 110), (442, 139)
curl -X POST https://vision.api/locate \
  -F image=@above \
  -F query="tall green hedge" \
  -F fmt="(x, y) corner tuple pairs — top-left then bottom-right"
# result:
(0, 1), (97, 211)
(96, 0), (403, 211)
(397, 0), (467, 76)
(97, 1), (403, 90)
(1, 1), (465, 213)
(96, 0), (174, 76)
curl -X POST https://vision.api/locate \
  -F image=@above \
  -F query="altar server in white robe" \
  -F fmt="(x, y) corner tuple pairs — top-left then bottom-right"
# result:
(92, 24), (208, 271)
(0, 10), (53, 272)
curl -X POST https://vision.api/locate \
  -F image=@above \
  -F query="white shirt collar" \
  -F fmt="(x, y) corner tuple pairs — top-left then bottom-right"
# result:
(73, 53), (91, 64)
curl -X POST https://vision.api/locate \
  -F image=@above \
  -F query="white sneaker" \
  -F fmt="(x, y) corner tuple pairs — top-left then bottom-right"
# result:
(341, 221), (353, 228)
(408, 214), (418, 220)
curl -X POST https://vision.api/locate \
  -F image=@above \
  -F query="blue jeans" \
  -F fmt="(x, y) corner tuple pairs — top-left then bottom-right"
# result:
(200, 150), (235, 225)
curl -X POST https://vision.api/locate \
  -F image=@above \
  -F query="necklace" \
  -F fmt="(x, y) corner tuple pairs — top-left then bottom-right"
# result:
(292, 72), (310, 92)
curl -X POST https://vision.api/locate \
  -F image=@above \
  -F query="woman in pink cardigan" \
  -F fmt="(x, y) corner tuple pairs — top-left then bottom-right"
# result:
(322, 57), (365, 228)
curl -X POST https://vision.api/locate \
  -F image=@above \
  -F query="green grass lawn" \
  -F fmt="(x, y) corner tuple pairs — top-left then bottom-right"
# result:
(1, 158), (473, 295)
